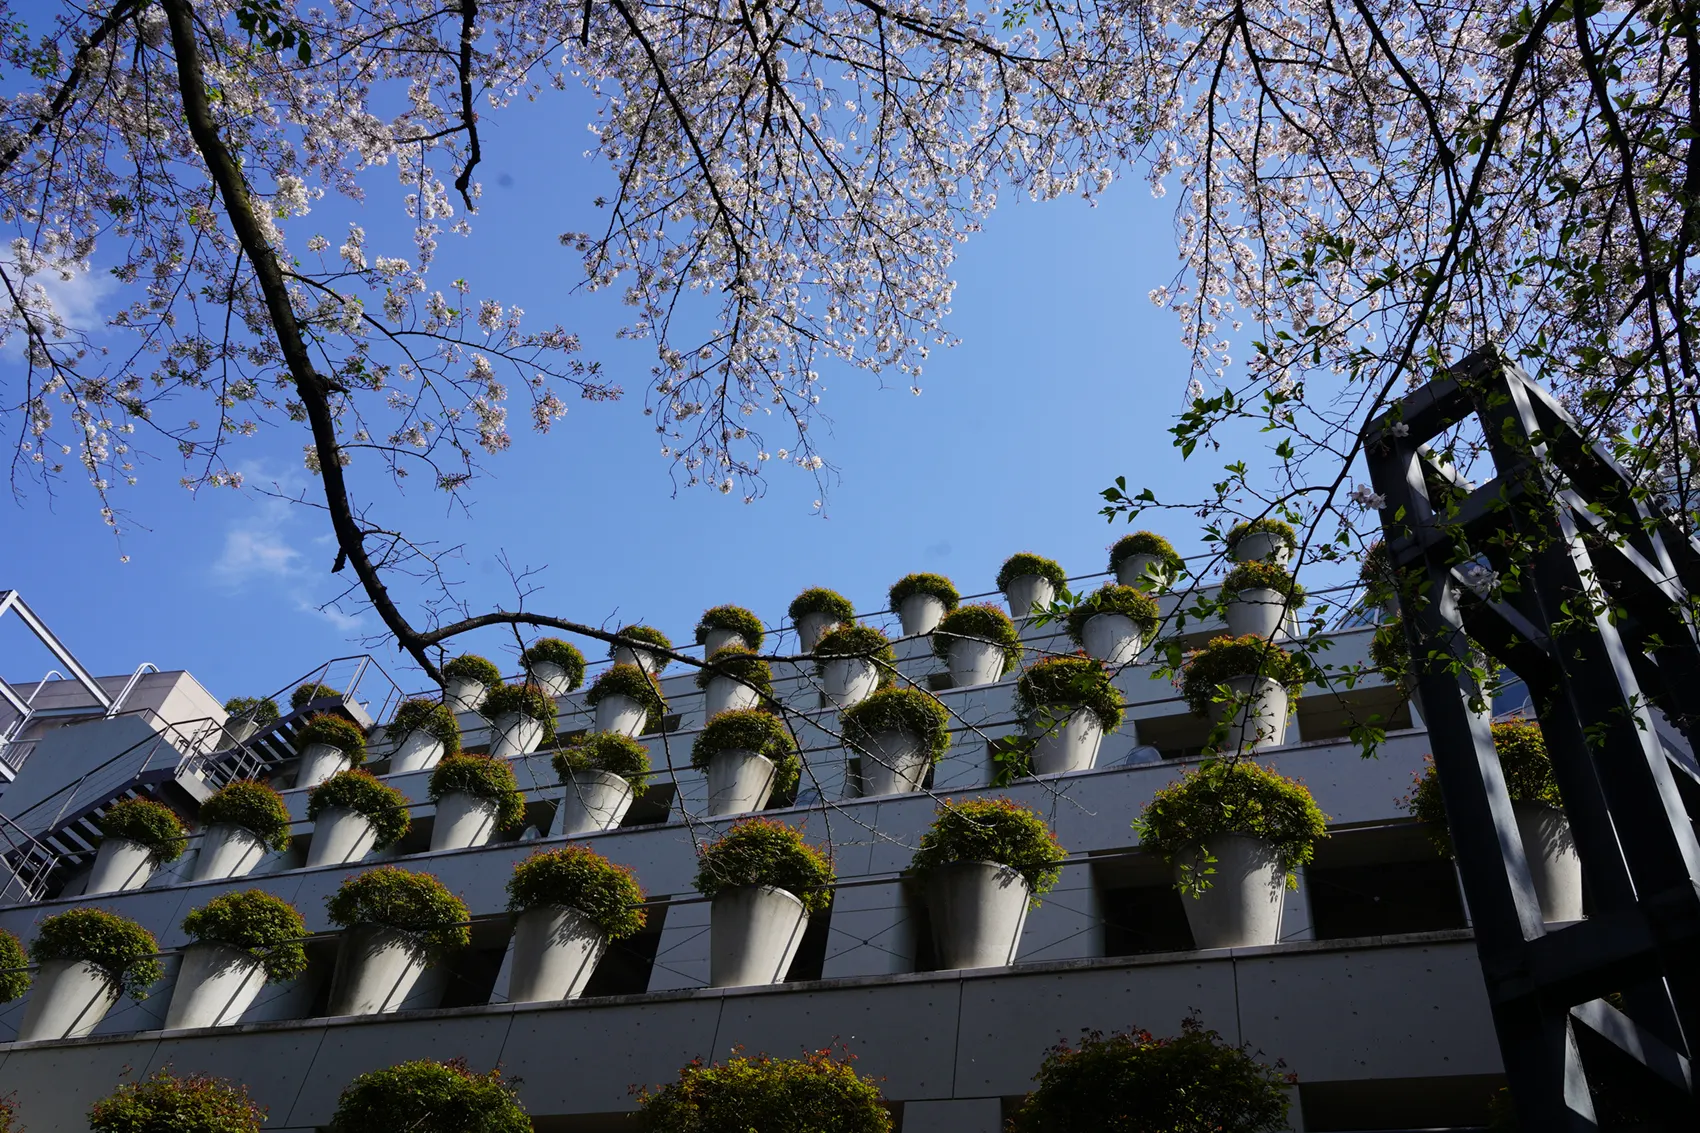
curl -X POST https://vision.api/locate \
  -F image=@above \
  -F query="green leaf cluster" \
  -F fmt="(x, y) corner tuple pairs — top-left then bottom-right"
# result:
(480, 681), (558, 743)
(223, 696), (279, 728)
(32, 907), (162, 1000)
(586, 663), (669, 717)
(1360, 539), (1396, 606)
(295, 713), (369, 763)
(787, 586), (855, 623)
(693, 818), (835, 913)
(329, 1059), (528, 1133)
(200, 780), (293, 851)
(637, 1048), (892, 1133)
(325, 867), (470, 956)
(695, 645), (774, 700)
(1135, 759), (1328, 888)
(612, 625), (673, 672)
(887, 572), (960, 612)
(910, 797), (1065, 902)
(553, 732), (653, 789)
(996, 552), (1067, 591)
(1226, 517), (1297, 554)
(180, 889), (308, 983)
(1065, 584), (1159, 647)
(428, 755), (527, 830)
(390, 697), (463, 752)
(101, 797), (188, 863)
(931, 603), (1022, 673)
(695, 605), (766, 651)
(1015, 655), (1126, 733)
(1409, 720), (1561, 856)
(691, 710), (800, 797)
(813, 624), (896, 684)
(306, 769), (411, 848)
(1180, 636), (1309, 717)
(442, 654), (503, 688)
(521, 637), (587, 689)
(841, 687), (952, 766)
(1220, 560), (1307, 607)
(1108, 531), (1186, 576)
(506, 846), (648, 940)
(88, 1069), (265, 1133)
(290, 682), (339, 709)
(0, 928), (28, 1003)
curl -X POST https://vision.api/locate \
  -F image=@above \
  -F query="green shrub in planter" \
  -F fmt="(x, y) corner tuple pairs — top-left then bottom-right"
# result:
(223, 696), (280, 728)
(307, 769), (412, 849)
(813, 624), (896, 685)
(199, 780), (293, 852)
(691, 710), (800, 798)
(0, 1093), (13, 1133)
(788, 586), (856, 624)
(291, 682), (339, 709)
(1015, 655), (1126, 733)
(694, 817), (835, 913)
(1065, 584), (1160, 648)
(996, 552), (1067, 592)
(32, 907), (162, 999)
(0, 927), (28, 1002)
(507, 845), (647, 940)
(428, 754), (527, 831)
(611, 625), (673, 671)
(887, 572), (960, 612)
(1220, 560), (1307, 607)
(910, 797), (1065, 903)
(696, 645), (774, 700)
(329, 1058), (528, 1133)
(520, 637), (587, 689)
(586, 663), (669, 719)
(637, 1047), (892, 1133)
(389, 697), (463, 754)
(1135, 759), (1328, 890)
(180, 889), (309, 982)
(100, 797), (188, 863)
(931, 603), (1022, 673)
(841, 687), (952, 765)
(1408, 719), (1559, 856)
(1108, 531), (1186, 577)
(1180, 635), (1310, 717)
(295, 713), (369, 763)
(554, 732), (654, 790)
(88, 1069), (265, 1133)
(1226, 517), (1297, 555)
(1008, 1017), (1292, 1133)
(480, 681), (558, 744)
(442, 653), (503, 689)
(325, 867), (471, 956)
(695, 605), (766, 651)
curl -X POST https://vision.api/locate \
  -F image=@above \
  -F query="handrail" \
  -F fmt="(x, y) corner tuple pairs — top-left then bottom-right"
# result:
(105, 663), (160, 718)
(26, 670), (66, 705)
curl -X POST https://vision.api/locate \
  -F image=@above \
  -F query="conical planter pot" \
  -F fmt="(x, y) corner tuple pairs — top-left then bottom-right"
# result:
(705, 750), (776, 817)
(294, 742), (352, 790)
(858, 729), (930, 797)
(1004, 574), (1056, 620)
(554, 770), (636, 836)
(192, 824), (268, 883)
(329, 926), (430, 1016)
(1174, 833), (1285, 949)
(1081, 613), (1142, 665)
(305, 807), (378, 868)
(430, 791), (499, 852)
(1027, 707), (1105, 776)
(1116, 554), (1173, 590)
(898, 594), (947, 636)
(389, 730), (445, 774)
(529, 661), (576, 697)
(702, 628), (746, 656)
(164, 943), (265, 1030)
(710, 886), (808, 988)
(1514, 801), (1583, 923)
(926, 861), (1031, 970)
(225, 718), (261, 746)
(1231, 532), (1291, 566)
(15, 959), (119, 1042)
(507, 905), (609, 1004)
(704, 675), (761, 718)
(947, 638), (1005, 688)
(84, 836), (158, 895)
(445, 676), (488, 713)
(488, 712), (545, 760)
(795, 612), (838, 652)
(1224, 588), (1287, 639)
(612, 644), (662, 675)
(1207, 675), (1290, 754)
(594, 694), (647, 738)
(822, 657), (879, 710)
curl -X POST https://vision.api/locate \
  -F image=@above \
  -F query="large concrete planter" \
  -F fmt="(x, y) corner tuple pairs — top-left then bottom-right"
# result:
(294, 742), (352, 790)
(612, 643), (662, 675)
(1207, 675), (1290, 754)
(1514, 801), (1583, 923)
(1081, 613), (1142, 665)
(594, 694), (647, 738)
(926, 861), (1031, 970)
(1174, 833), (1285, 949)
(1027, 707), (1105, 776)
(702, 628), (745, 656)
(858, 729), (930, 797)
(389, 730), (445, 774)
(488, 712), (545, 761)
(163, 943), (265, 1030)
(1231, 532), (1291, 566)
(507, 905), (608, 1004)
(305, 806), (377, 868)
(704, 675), (761, 718)
(15, 959), (119, 1041)
(1115, 554), (1173, 590)
(430, 791), (499, 852)
(530, 661), (576, 697)
(710, 886), (808, 988)
(85, 836), (158, 895)
(821, 657), (879, 710)
(1004, 574), (1056, 619)
(1224, 588), (1287, 639)
(445, 676), (488, 713)
(555, 770), (636, 836)
(225, 717), (261, 746)
(795, 612), (838, 652)
(191, 824), (268, 883)
(329, 926), (430, 1016)
(947, 638), (1005, 688)
(705, 750), (776, 817)
(898, 594), (947, 636)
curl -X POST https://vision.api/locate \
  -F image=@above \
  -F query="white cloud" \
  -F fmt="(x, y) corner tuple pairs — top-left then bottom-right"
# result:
(212, 527), (301, 584)
(210, 462), (364, 632)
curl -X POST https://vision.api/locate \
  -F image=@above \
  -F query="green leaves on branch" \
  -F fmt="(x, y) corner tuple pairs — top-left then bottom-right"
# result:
(1108, 531), (1185, 577)
(1180, 636), (1310, 717)
(1015, 655), (1126, 733)
(1408, 720), (1560, 856)
(1220, 561), (1307, 607)
(1065, 584), (1159, 647)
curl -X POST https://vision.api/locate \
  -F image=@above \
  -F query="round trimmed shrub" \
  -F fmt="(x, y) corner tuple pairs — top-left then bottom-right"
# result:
(329, 1058), (528, 1133)
(586, 663), (668, 718)
(931, 603), (1022, 673)
(325, 867), (470, 956)
(910, 797), (1065, 902)
(520, 637), (587, 689)
(1221, 560), (1307, 607)
(1409, 719), (1559, 856)
(695, 605), (766, 651)
(32, 907), (162, 999)
(1227, 517), (1298, 554)
(0, 928), (28, 1003)
(506, 845), (647, 940)
(480, 682), (558, 744)
(888, 572), (960, 613)
(1180, 636), (1309, 717)
(841, 687), (952, 765)
(88, 1069), (264, 1133)
(695, 645), (774, 701)
(691, 710), (800, 797)
(223, 696), (280, 728)
(1065, 584), (1160, 648)
(390, 697), (462, 754)
(813, 624), (896, 684)
(996, 552), (1067, 592)
(428, 754), (527, 830)
(694, 818), (835, 913)
(554, 732), (653, 789)
(442, 653), (503, 688)
(291, 682), (339, 709)
(1135, 759), (1328, 889)
(1109, 531), (1186, 576)
(295, 713), (369, 763)
(788, 586), (855, 624)
(1008, 1018), (1292, 1133)
(199, 780), (293, 851)
(180, 889), (308, 983)
(307, 769), (411, 848)
(1016, 655), (1126, 733)
(611, 625), (673, 672)
(637, 1047), (891, 1133)
(100, 797), (187, 863)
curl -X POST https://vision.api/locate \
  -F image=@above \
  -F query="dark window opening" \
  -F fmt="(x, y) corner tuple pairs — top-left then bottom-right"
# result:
(438, 944), (508, 1009)
(643, 713), (683, 736)
(581, 906), (666, 997)
(926, 672), (953, 692)
(1308, 857), (1467, 940)
(621, 783), (675, 826)
(784, 911), (831, 982)
(1100, 884), (1195, 956)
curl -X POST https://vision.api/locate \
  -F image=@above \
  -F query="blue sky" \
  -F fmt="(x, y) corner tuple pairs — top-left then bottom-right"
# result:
(3, 84), (1251, 705)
